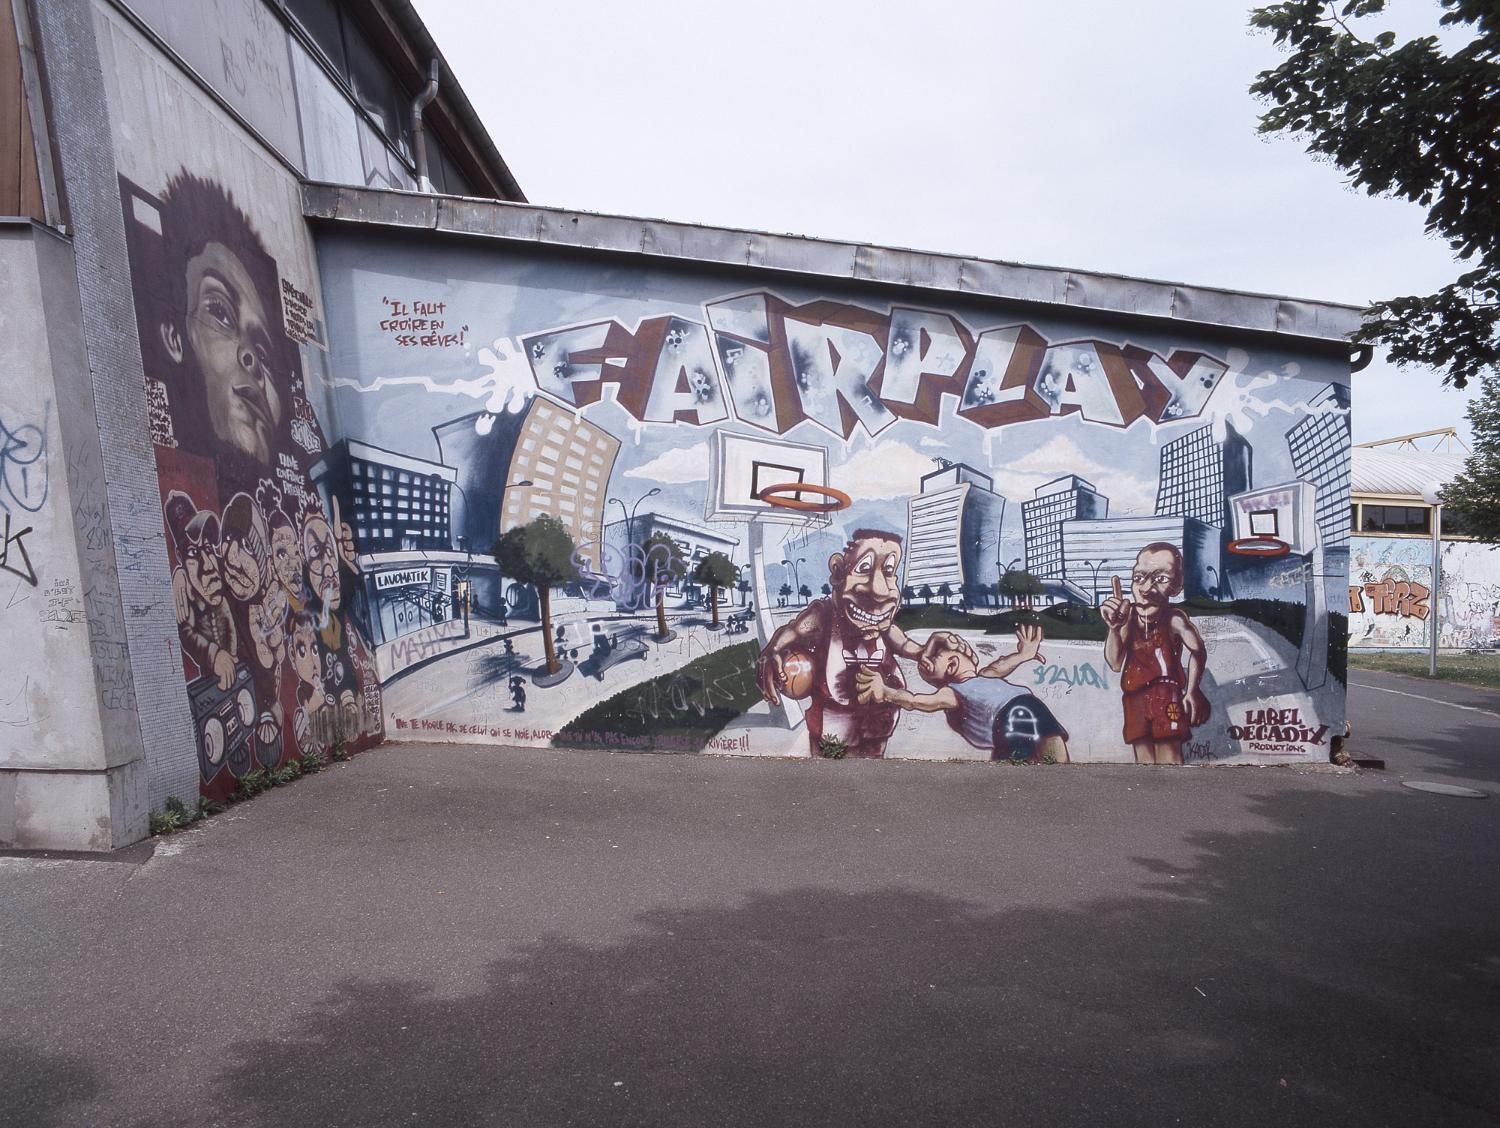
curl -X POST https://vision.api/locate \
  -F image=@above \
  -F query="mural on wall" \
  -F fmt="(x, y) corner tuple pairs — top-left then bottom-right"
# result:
(1350, 536), (1500, 650)
(120, 173), (381, 797)
(310, 234), (1351, 766)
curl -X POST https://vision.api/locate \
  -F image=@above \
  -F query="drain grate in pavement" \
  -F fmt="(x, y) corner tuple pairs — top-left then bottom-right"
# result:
(1401, 781), (1488, 799)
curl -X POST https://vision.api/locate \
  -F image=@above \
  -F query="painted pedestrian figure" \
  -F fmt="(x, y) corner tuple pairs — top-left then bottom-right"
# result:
(1100, 543), (1210, 764)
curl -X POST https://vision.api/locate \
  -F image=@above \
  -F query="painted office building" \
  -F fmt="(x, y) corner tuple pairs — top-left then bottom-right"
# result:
(904, 463), (1007, 597)
(1022, 475), (1109, 579)
(1155, 420), (1252, 533)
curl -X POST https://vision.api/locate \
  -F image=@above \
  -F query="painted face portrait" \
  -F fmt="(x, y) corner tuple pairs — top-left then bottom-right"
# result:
(260, 582), (288, 651)
(291, 618), (322, 691)
(270, 518), (304, 596)
(220, 494), (269, 603)
(1131, 547), (1181, 608)
(184, 537), (223, 606)
(917, 635), (976, 687)
(833, 534), (903, 640)
(302, 513), (340, 610)
(183, 241), (282, 465)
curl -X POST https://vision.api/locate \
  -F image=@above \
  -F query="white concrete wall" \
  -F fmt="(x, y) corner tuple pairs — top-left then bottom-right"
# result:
(0, 224), (148, 849)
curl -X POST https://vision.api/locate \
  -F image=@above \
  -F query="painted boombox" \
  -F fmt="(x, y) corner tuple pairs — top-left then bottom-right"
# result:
(187, 665), (279, 782)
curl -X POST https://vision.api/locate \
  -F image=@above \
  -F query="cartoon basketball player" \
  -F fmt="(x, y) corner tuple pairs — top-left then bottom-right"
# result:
(757, 529), (924, 758)
(1099, 542), (1210, 765)
(854, 624), (1070, 762)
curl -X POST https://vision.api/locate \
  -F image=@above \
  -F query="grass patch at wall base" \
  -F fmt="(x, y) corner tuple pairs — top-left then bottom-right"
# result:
(1349, 651), (1500, 693)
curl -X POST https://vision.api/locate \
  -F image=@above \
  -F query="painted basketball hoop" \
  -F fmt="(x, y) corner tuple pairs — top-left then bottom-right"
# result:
(1226, 535), (1291, 557)
(755, 482), (852, 514)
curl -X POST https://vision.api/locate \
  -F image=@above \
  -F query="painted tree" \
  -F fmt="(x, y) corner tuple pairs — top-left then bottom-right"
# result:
(937, 582), (953, 606)
(694, 552), (738, 627)
(779, 582), (793, 605)
(919, 583), (934, 606)
(493, 514), (580, 675)
(798, 583), (812, 604)
(902, 584), (917, 605)
(641, 531), (687, 639)
(1000, 568), (1043, 609)
(821, 582), (833, 598)
(1250, 1), (1500, 392)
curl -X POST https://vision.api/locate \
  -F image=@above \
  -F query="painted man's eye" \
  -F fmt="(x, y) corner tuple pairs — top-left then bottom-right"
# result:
(204, 295), (235, 331)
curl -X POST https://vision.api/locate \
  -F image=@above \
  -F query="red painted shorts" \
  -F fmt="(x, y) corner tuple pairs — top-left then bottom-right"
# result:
(1122, 680), (1188, 744)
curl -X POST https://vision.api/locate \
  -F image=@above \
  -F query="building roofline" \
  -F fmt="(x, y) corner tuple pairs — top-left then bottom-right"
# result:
(303, 184), (1364, 346)
(376, 1), (525, 201)
(340, 438), (458, 481)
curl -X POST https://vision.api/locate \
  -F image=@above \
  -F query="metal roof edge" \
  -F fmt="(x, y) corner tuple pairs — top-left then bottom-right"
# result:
(301, 183), (1364, 345)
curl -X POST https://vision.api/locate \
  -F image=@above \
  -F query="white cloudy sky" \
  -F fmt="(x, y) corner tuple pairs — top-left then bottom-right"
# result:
(414, 0), (1480, 450)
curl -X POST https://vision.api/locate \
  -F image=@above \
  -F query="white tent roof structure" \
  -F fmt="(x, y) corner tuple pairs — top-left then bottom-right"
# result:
(1351, 447), (1467, 505)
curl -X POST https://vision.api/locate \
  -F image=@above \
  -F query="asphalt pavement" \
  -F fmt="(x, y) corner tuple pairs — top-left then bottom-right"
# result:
(2, 668), (1498, 1127)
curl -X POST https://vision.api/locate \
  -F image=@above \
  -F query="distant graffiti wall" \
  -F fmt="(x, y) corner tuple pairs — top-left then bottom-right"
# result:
(314, 230), (1352, 767)
(1349, 536), (1500, 650)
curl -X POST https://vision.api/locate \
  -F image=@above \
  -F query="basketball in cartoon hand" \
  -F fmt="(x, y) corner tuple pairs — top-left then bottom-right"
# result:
(781, 650), (816, 700)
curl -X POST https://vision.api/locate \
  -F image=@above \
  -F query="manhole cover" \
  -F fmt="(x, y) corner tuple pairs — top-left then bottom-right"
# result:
(1401, 781), (1488, 799)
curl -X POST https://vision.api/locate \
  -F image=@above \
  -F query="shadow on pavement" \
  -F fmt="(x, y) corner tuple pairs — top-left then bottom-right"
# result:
(201, 788), (1499, 1128)
(0, 1042), (103, 1128)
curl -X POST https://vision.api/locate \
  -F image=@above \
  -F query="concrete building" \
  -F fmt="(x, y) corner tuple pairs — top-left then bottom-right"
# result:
(1155, 420), (1252, 532)
(1060, 514), (1221, 603)
(0, 0), (520, 848)
(0, 0), (1363, 842)
(1348, 435), (1500, 651)
(904, 463), (1007, 598)
(1022, 475), (1108, 579)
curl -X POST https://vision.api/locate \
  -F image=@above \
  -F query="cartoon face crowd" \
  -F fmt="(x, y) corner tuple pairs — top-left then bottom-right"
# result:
(166, 482), (375, 767)
(756, 530), (1210, 764)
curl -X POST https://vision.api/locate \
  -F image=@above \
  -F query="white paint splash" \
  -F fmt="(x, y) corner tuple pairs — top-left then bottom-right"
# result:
(330, 336), (536, 415)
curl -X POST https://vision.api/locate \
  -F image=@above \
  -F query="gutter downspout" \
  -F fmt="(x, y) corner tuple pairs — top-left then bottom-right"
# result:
(411, 58), (440, 193)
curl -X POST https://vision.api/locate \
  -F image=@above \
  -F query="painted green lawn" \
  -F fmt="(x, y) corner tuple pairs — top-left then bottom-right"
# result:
(553, 641), (761, 752)
(1348, 651), (1500, 693)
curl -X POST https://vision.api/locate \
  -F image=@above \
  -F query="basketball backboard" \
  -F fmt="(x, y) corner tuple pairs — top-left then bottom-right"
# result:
(706, 430), (832, 527)
(1227, 481), (1318, 555)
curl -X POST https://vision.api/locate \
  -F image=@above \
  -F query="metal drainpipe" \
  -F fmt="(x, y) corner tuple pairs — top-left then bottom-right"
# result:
(411, 58), (441, 193)
(1429, 503), (1442, 677)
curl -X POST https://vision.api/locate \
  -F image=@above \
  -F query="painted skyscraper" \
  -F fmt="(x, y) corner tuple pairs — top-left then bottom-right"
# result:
(1022, 475), (1109, 578)
(1286, 384), (1352, 550)
(905, 463), (1007, 595)
(1155, 420), (1252, 532)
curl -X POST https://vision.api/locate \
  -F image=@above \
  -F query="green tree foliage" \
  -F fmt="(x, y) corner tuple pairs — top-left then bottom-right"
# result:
(1438, 374), (1500, 539)
(1250, 0), (1500, 389)
(694, 551), (738, 627)
(493, 514), (580, 674)
(642, 531), (687, 639)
